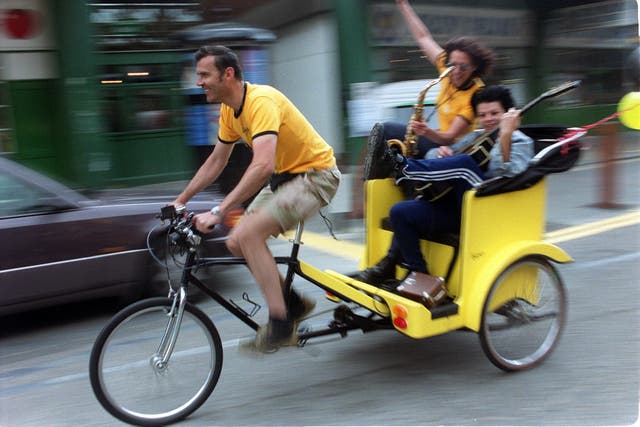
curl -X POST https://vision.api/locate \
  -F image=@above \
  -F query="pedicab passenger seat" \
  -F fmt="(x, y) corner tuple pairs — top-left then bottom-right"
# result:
(379, 126), (584, 243)
(380, 217), (460, 248)
(366, 126), (585, 283)
(379, 215), (461, 282)
(475, 125), (585, 197)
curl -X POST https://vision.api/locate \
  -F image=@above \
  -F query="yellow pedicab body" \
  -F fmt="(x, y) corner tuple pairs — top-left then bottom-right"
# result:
(455, 178), (572, 332)
(357, 176), (571, 338)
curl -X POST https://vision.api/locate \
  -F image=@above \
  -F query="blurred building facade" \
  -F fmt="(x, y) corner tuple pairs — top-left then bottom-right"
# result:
(241, 0), (638, 164)
(0, 0), (637, 188)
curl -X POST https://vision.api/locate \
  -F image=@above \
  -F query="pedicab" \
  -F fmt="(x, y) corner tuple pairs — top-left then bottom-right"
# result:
(88, 79), (585, 426)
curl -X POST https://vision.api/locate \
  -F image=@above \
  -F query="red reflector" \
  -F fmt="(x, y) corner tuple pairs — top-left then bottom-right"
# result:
(393, 317), (408, 329)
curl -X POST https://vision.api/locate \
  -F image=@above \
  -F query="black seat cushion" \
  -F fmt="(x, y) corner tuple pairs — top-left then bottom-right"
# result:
(475, 125), (583, 197)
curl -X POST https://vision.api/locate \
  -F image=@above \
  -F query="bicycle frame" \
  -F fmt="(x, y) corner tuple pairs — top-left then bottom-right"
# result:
(168, 221), (395, 347)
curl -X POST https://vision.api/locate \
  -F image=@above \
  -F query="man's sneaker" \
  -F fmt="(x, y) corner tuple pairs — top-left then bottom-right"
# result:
(287, 290), (316, 322)
(254, 317), (297, 353)
(364, 123), (403, 180)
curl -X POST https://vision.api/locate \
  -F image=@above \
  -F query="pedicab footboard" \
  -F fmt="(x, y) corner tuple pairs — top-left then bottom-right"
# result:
(324, 269), (465, 339)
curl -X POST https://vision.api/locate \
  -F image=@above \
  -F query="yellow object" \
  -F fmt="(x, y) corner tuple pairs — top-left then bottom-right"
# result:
(218, 82), (336, 173)
(351, 176), (572, 338)
(618, 92), (640, 130)
(434, 52), (484, 137)
(297, 176), (571, 339)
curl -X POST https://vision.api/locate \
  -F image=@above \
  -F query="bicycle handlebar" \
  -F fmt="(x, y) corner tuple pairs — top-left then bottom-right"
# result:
(158, 205), (202, 249)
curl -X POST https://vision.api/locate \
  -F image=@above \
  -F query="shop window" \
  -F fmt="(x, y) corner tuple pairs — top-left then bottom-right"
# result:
(133, 89), (171, 131)
(99, 63), (180, 132)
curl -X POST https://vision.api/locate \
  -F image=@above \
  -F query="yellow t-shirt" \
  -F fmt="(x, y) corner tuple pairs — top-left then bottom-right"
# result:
(218, 82), (335, 174)
(435, 52), (484, 138)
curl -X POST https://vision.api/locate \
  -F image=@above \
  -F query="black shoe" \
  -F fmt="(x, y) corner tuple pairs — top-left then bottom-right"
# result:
(355, 254), (397, 285)
(254, 317), (296, 353)
(287, 290), (316, 322)
(363, 123), (403, 180)
(379, 279), (402, 292)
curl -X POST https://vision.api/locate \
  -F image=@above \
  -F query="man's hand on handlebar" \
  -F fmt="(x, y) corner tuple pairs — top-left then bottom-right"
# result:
(165, 199), (222, 232)
(159, 204), (185, 221)
(193, 211), (222, 233)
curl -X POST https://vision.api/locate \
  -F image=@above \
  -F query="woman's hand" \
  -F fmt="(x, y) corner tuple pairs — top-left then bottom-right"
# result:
(409, 119), (430, 136)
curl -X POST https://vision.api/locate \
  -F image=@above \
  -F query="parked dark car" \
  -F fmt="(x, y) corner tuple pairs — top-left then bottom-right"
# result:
(0, 156), (234, 316)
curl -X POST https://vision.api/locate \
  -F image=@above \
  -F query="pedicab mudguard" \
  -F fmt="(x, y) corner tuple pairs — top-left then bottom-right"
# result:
(460, 240), (572, 333)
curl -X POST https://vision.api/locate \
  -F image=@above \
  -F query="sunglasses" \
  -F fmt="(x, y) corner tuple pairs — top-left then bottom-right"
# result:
(445, 62), (474, 72)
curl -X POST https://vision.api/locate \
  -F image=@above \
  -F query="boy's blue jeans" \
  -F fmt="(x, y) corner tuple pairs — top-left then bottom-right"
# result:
(387, 154), (485, 274)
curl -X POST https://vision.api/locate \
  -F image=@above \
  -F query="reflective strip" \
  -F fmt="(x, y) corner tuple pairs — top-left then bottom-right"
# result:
(0, 249), (148, 274)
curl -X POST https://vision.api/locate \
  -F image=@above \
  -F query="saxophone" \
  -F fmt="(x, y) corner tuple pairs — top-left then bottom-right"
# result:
(387, 66), (455, 157)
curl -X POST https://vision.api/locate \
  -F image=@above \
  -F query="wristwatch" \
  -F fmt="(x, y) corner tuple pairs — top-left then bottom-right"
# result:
(210, 205), (225, 218)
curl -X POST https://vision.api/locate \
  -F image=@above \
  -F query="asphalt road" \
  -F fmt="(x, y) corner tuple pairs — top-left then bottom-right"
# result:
(1, 147), (638, 426)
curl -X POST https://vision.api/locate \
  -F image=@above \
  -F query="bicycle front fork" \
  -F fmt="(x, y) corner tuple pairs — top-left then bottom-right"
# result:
(150, 288), (188, 372)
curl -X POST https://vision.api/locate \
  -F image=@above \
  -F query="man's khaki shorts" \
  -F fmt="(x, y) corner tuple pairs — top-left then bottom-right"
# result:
(246, 165), (341, 232)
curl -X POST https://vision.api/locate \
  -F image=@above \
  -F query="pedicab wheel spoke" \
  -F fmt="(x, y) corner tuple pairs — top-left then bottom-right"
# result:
(89, 297), (223, 426)
(479, 256), (566, 372)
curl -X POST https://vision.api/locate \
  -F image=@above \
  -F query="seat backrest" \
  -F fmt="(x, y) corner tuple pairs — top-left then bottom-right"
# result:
(475, 126), (584, 197)
(363, 178), (404, 269)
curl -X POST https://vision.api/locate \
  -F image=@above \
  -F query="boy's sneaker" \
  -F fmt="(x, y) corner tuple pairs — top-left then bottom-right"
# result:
(254, 317), (297, 353)
(363, 123), (404, 180)
(354, 254), (397, 285)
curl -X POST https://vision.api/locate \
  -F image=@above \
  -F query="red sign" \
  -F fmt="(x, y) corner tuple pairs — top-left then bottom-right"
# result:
(3, 9), (41, 39)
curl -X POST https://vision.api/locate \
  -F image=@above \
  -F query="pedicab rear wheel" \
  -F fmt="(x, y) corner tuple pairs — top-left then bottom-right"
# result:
(479, 256), (567, 372)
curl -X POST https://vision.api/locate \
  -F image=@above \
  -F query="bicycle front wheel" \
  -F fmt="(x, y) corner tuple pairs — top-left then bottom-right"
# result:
(89, 297), (223, 426)
(479, 256), (567, 372)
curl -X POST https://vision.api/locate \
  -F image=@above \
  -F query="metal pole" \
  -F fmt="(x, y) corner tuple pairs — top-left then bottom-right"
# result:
(596, 122), (619, 209)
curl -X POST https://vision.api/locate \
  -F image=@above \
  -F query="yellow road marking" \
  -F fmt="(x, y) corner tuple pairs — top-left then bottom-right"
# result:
(286, 210), (640, 260)
(545, 210), (640, 243)
(282, 230), (363, 261)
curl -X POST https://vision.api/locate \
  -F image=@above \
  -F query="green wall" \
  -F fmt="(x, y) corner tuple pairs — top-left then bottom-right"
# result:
(9, 80), (64, 179)
(335, 0), (373, 164)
